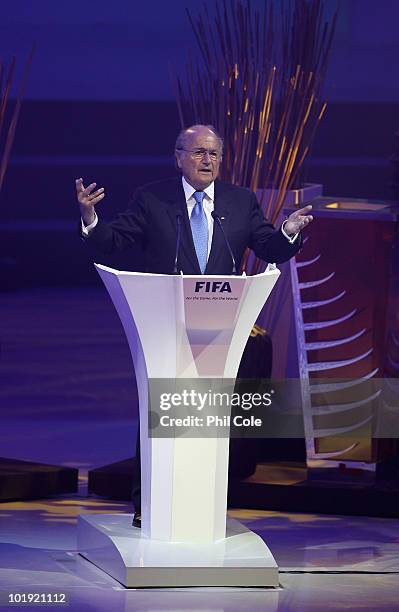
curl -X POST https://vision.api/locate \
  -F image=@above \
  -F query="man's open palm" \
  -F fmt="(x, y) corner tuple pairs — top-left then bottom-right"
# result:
(75, 178), (105, 225)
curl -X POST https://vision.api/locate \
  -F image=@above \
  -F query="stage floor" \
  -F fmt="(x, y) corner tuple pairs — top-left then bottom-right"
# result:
(0, 497), (398, 610)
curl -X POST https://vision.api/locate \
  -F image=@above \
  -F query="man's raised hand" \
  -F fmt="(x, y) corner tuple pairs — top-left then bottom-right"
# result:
(75, 178), (105, 226)
(284, 204), (313, 236)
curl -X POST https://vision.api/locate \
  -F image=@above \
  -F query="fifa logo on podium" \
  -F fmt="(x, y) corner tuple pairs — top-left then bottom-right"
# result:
(194, 281), (232, 293)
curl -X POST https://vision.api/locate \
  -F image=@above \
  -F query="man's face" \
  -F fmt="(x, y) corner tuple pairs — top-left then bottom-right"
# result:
(175, 127), (222, 190)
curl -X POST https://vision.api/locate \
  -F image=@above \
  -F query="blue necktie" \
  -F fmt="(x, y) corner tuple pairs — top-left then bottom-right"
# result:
(190, 191), (208, 273)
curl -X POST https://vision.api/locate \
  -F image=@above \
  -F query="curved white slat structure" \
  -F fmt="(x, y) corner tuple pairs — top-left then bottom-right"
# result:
(314, 414), (373, 438)
(299, 271), (335, 289)
(303, 309), (357, 331)
(301, 290), (346, 309)
(307, 348), (373, 372)
(290, 249), (377, 474)
(296, 254), (321, 268)
(311, 389), (381, 415)
(309, 368), (379, 394)
(305, 328), (366, 351)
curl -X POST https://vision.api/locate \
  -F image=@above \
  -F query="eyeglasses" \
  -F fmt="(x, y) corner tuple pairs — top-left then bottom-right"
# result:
(177, 148), (222, 161)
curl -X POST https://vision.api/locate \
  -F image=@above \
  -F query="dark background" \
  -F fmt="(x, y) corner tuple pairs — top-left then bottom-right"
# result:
(0, 0), (398, 288)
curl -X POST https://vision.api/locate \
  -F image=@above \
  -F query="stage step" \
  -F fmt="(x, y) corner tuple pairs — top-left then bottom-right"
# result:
(0, 458), (78, 501)
(88, 458), (399, 518)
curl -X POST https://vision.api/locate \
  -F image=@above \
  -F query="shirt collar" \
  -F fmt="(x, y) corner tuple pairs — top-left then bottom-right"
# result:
(182, 175), (215, 203)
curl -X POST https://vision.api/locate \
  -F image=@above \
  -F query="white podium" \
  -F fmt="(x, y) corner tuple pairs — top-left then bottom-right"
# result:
(78, 265), (280, 587)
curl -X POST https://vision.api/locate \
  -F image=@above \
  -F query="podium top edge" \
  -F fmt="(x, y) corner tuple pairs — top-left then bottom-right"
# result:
(94, 263), (280, 278)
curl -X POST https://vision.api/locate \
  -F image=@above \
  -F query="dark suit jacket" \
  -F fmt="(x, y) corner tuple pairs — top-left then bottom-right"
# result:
(85, 176), (301, 274)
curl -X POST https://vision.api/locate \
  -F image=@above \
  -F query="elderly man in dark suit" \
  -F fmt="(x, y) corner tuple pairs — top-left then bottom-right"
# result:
(76, 124), (313, 527)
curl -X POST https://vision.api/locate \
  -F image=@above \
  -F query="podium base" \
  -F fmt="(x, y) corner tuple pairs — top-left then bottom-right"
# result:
(77, 514), (279, 588)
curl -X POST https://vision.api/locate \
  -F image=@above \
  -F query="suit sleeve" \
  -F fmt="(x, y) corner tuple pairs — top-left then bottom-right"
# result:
(248, 193), (302, 263)
(81, 188), (149, 255)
